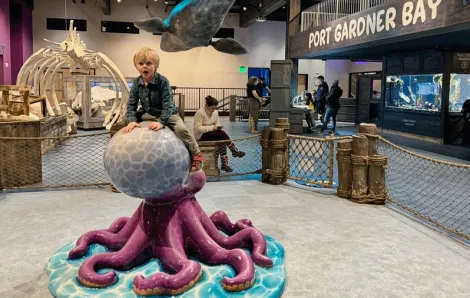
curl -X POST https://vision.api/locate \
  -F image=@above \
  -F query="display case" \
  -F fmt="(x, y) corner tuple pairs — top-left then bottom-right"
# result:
(448, 73), (470, 113)
(63, 76), (134, 129)
(385, 74), (442, 113)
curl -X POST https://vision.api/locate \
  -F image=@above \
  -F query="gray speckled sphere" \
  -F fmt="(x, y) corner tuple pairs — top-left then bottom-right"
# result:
(104, 122), (190, 199)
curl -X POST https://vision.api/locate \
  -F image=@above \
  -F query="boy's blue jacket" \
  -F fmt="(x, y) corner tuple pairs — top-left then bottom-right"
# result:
(126, 72), (178, 125)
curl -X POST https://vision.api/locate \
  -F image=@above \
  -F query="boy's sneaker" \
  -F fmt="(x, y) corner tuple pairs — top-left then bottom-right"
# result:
(190, 152), (204, 172)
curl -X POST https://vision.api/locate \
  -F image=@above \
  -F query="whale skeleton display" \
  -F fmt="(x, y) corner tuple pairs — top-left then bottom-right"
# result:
(16, 20), (129, 130)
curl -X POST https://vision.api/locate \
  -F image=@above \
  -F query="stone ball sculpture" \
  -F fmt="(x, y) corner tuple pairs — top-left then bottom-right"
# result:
(103, 122), (191, 200)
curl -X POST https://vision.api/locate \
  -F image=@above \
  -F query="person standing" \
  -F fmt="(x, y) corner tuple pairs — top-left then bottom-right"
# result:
(320, 79), (342, 135)
(247, 76), (265, 133)
(315, 75), (329, 122)
(257, 77), (272, 107)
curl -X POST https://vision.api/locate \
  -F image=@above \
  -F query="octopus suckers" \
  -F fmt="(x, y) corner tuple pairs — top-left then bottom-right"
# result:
(133, 269), (203, 296)
(222, 278), (255, 292)
(77, 276), (116, 288)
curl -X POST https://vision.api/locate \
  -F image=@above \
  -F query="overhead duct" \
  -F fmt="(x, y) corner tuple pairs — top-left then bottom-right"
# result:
(240, 0), (287, 28)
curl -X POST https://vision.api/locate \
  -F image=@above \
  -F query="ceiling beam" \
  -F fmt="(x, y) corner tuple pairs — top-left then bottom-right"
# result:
(240, 0), (287, 28)
(96, 0), (111, 15)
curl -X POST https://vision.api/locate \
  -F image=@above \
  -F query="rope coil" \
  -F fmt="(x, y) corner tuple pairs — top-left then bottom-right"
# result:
(351, 155), (368, 165)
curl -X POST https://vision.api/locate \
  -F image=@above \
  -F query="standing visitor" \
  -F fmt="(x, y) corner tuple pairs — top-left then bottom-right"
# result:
(320, 79), (342, 135)
(315, 75), (329, 122)
(247, 76), (265, 133)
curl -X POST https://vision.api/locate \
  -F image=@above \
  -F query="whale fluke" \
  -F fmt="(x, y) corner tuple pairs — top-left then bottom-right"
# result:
(210, 38), (249, 55)
(134, 17), (167, 33)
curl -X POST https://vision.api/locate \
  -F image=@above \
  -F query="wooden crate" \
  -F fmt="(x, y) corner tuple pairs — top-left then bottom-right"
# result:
(0, 120), (42, 188)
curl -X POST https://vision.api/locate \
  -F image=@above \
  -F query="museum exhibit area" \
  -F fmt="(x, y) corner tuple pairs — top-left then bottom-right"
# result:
(288, 0), (470, 147)
(46, 122), (286, 297)
(6, 0), (288, 297)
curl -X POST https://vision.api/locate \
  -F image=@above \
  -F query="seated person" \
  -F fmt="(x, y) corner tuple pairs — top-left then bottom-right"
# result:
(304, 92), (316, 130)
(194, 96), (246, 172)
(122, 46), (203, 172)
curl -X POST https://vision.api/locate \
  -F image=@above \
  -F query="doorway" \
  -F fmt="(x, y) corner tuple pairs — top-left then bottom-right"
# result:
(356, 74), (383, 127)
(297, 74), (308, 94)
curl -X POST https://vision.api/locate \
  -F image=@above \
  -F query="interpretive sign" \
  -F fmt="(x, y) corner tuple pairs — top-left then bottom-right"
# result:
(290, 0), (470, 58)
(452, 53), (470, 73)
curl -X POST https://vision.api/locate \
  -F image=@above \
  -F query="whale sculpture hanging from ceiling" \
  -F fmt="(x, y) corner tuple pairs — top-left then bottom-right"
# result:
(134, 0), (249, 55)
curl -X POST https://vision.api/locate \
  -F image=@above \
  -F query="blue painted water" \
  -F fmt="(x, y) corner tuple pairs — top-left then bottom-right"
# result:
(46, 235), (285, 298)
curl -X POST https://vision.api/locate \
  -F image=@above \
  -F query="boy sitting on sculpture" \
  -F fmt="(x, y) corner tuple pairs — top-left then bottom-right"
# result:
(122, 47), (203, 171)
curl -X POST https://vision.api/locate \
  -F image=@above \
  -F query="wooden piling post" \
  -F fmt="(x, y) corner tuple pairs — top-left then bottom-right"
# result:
(336, 139), (353, 198)
(260, 127), (272, 183)
(359, 123), (378, 156)
(269, 127), (288, 185)
(368, 155), (387, 205)
(351, 135), (369, 202)
(275, 118), (290, 182)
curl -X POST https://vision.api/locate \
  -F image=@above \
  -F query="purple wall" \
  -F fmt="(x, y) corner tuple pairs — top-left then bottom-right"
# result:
(0, 0), (33, 85)
(0, 0), (11, 85)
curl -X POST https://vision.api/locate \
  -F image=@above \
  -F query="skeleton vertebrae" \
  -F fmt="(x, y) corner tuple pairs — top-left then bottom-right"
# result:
(16, 20), (128, 129)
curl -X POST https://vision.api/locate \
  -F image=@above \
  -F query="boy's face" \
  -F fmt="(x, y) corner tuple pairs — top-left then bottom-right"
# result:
(135, 59), (156, 81)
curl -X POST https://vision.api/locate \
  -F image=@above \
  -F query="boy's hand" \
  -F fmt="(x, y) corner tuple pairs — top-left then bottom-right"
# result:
(148, 122), (164, 131)
(122, 122), (140, 134)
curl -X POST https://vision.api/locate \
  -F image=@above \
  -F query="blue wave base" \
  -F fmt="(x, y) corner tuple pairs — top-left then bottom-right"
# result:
(46, 235), (286, 298)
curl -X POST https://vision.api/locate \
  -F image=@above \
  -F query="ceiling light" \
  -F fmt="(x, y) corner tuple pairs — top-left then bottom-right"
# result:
(243, 6), (246, 11)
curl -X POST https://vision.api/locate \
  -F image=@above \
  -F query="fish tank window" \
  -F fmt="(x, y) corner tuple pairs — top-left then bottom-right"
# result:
(385, 74), (442, 112)
(449, 74), (470, 113)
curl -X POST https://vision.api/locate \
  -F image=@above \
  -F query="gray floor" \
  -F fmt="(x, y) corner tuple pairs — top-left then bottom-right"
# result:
(1, 181), (470, 297)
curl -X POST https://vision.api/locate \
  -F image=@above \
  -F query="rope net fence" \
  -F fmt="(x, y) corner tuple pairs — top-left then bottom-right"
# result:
(198, 135), (262, 179)
(0, 133), (261, 190)
(0, 133), (111, 189)
(287, 135), (335, 188)
(376, 136), (470, 241)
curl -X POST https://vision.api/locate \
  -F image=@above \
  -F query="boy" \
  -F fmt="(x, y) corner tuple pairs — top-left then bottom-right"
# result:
(122, 47), (203, 172)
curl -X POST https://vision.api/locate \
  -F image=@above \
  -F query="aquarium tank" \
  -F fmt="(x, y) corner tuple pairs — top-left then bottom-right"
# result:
(385, 74), (442, 112)
(449, 74), (470, 113)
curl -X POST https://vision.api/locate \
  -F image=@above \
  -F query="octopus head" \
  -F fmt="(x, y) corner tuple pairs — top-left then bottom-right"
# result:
(104, 122), (204, 203)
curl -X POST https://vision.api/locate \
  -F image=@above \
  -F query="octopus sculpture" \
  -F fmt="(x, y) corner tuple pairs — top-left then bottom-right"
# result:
(65, 122), (274, 296)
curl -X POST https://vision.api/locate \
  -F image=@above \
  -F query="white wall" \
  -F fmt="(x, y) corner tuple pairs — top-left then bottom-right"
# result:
(32, 0), (286, 88)
(298, 60), (382, 96)
(247, 21), (286, 68)
(298, 59), (325, 91)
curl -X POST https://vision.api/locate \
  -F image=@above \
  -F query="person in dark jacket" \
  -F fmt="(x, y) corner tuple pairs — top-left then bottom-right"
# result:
(320, 79), (342, 134)
(315, 75), (329, 122)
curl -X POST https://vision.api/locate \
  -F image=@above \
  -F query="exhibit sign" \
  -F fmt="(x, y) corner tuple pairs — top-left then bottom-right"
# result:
(452, 53), (470, 73)
(290, 0), (469, 58)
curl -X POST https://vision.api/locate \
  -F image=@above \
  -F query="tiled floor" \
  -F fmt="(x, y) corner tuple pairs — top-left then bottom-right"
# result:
(1, 181), (470, 297)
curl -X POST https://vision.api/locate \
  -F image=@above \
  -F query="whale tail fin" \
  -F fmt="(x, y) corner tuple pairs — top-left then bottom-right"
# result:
(210, 38), (249, 55)
(134, 17), (167, 33)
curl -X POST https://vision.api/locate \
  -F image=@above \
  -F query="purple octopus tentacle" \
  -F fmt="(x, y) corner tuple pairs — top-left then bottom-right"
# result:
(133, 247), (202, 296)
(213, 249), (255, 291)
(180, 200), (255, 292)
(105, 217), (130, 233)
(76, 219), (151, 288)
(209, 210), (253, 235)
(195, 203), (273, 267)
(68, 202), (144, 259)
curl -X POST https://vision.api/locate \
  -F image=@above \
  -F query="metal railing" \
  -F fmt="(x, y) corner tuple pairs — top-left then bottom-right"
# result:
(173, 87), (246, 111)
(301, 0), (391, 32)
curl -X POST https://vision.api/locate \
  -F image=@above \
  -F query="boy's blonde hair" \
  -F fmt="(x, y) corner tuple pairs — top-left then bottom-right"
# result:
(133, 47), (160, 68)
